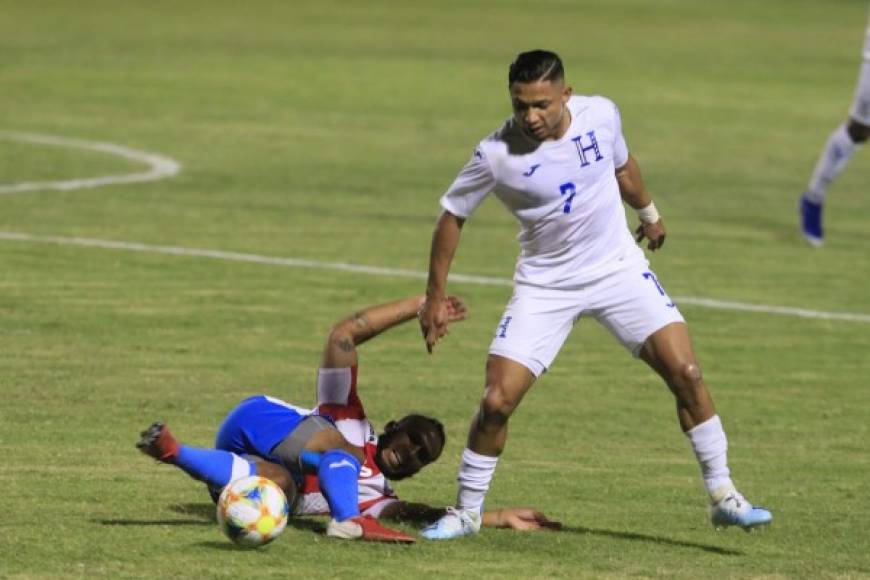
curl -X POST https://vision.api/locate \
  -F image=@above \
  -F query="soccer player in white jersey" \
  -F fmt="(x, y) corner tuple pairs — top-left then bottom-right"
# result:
(800, 13), (870, 245)
(138, 294), (559, 540)
(418, 50), (772, 540)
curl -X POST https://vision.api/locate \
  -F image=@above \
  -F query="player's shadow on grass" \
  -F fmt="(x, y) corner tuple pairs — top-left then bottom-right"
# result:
(95, 503), (217, 527)
(561, 525), (743, 556)
(169, 502), (216, 519)
(192, 519), (328, 551)
(96, 518), (214, 526)
(173, 503), (337, 535)
(170, 503), (329, 534)
(98, 503), (328, 536)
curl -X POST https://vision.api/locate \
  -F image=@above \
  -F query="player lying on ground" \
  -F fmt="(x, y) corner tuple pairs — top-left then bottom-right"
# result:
(138, 294), (560, 542)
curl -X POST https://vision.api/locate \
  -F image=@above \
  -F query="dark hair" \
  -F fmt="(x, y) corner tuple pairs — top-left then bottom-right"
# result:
(508, 50), (564, 86)
(398, 414), (446, 461)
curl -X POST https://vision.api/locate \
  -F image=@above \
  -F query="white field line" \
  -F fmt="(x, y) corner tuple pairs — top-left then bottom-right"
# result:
(0, 131), (181, 194)
(1, 230), (868, 324)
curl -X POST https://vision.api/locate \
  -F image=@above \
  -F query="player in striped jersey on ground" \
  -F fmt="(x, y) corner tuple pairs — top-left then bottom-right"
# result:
(138, 294), (559, 541)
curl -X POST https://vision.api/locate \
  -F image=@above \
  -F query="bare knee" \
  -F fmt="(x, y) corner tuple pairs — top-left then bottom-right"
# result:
(304, 427), (364, 464)
(255, 461), (298, 506)
(257, 462), (293, 492)
(481, 383), (521, 423)
(668, 361), (704, 396)
(679, 362), (703, 386)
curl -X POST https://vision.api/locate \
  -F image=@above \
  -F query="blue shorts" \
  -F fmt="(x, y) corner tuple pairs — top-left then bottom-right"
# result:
(214, 395), (313, 462)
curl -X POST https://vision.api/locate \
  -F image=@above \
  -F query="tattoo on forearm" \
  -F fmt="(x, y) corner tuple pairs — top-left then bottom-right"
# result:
(336, 337), (354, 352)
(345, 304), (417, 345)
(352, 313), (371, 331)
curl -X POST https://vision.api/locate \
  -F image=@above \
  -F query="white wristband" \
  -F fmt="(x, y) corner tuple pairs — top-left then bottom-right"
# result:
(637, 202), (660, 224)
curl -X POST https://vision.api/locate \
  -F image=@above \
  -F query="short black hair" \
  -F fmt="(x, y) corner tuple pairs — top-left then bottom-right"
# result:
(398, 414), (445, 461)
(508, 50), (564, 86)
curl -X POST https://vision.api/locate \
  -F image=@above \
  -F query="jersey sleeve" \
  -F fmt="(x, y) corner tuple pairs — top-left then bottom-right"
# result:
(439, 146), (496, 219)
(609, 100), (629, 169)
(316, 366), (365, 420)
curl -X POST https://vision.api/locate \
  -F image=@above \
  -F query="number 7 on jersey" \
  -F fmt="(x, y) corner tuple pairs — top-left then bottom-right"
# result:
(559, 182), (577, 214)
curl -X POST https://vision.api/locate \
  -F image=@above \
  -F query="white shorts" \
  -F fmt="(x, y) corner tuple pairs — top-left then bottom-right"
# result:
(488, 264), (685, 377)
(850, 28), (870, 125)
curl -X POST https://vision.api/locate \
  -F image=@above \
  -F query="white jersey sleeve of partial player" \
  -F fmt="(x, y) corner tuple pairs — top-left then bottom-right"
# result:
(611, 101), (630, 169)
(440, 147), (496, 218)
(863, 12), (870, 60)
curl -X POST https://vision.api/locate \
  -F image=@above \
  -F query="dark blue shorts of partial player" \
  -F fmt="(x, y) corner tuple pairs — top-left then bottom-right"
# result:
(215, 395), (334, 473)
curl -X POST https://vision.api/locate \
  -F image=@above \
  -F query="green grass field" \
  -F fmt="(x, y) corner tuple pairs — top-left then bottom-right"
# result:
(1, 0), (868, 577)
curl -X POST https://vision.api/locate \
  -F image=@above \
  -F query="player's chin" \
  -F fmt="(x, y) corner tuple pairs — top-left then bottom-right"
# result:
(520, 124), (542, 140)
(374, 449), (402, 479)
(378, 460), (417, 481)
(382, 464), (416, 481)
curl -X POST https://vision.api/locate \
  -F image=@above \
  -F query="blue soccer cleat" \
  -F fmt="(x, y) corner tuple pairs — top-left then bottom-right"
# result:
(421, 507), (481, 540)
(709, 486), (772, 532)
(800, 194), (824, 247)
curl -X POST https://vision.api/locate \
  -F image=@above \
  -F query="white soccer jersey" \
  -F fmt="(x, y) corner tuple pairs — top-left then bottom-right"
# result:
(296, 365), (399, 518)
(441, 95), (646, 288)
(851, 15), (870, 124)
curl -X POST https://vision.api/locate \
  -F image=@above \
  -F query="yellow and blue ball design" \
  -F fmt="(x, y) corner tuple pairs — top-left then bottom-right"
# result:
(216, 476), (290, 548)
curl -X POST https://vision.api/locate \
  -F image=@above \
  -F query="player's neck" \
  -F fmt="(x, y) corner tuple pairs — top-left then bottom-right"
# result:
(525, 106), (572, 143)
(551, 106), (572, 141)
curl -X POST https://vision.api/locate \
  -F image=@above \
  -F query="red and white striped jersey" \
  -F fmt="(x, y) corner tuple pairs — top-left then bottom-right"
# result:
(296, 365), (399, 517)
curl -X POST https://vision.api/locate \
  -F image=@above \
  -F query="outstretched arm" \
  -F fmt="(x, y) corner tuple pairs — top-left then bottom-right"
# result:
(615, 154), (666, 251)
(420, 210), (465, 353)
(378, 501), (561, 531)
(481, 507), (562, 531)
(322, 294), (468, 368)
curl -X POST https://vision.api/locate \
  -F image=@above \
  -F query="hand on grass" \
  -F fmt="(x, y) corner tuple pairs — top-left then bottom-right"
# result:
(485, 507), (563, 531)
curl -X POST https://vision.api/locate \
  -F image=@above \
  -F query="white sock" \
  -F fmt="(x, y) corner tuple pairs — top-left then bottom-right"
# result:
(456, 448), (498, 514)
(806, 123), (859, 203)
(686, 415), (733, 497)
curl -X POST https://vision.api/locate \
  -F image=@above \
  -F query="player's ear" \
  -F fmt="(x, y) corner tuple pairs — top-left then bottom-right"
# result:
(562, 84), (573, 102)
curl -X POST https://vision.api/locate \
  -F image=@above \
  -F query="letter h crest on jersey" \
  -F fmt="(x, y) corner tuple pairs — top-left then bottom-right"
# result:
(572, 131), (604, 167)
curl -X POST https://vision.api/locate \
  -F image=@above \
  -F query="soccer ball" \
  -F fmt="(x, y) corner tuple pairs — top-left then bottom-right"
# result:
(216, 476), (290, 548)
